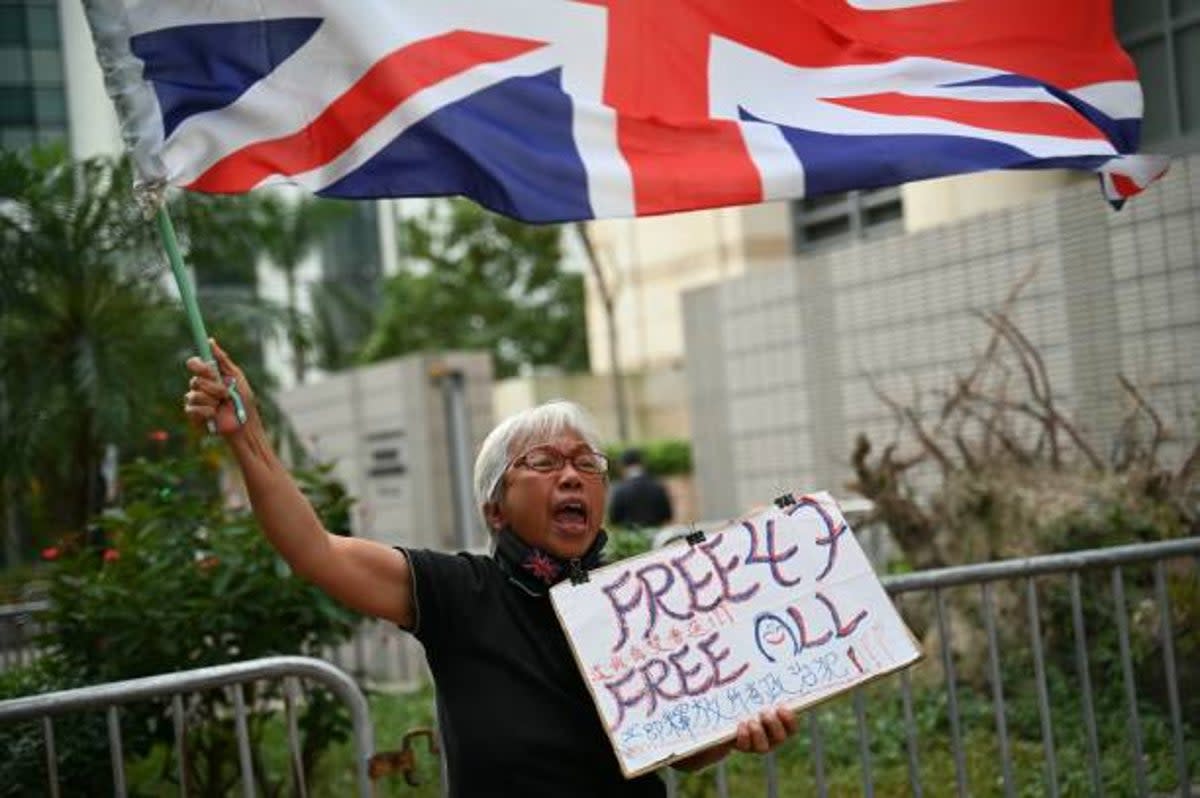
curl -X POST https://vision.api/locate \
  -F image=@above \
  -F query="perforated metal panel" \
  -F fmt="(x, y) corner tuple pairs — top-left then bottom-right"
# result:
(685, 156), (1200, 519)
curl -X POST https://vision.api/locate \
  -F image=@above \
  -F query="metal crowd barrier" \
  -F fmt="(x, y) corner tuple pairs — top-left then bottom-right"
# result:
(0, 600), (49, 671)
(0, 655), (374, 798)
(320, 615), (427, 689)
(0, 598), (426, 689)
(665, 536), (1199, 798)
(3, 538), (1195, 796)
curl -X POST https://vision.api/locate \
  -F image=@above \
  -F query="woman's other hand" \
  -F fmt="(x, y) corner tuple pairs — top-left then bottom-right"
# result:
(183, 339), (257, 436)
(673, 706), (798, 772)
(730, 706), (798, 754)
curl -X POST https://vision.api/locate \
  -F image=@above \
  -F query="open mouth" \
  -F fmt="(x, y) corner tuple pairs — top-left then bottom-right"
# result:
(552, 498), (589, 530)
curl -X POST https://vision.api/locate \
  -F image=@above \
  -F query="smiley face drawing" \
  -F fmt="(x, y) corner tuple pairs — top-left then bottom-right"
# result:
(754, 611), (800, 663)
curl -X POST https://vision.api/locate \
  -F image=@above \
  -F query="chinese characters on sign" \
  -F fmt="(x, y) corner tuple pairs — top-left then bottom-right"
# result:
(550, 492), (920, 777)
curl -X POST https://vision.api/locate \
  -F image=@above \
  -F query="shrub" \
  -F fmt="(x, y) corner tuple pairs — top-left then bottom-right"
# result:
(604, 439), (692, 476)
(0, 657), (156, 797)
(6, 448), (360, 796)
(604, 527), (654, 562)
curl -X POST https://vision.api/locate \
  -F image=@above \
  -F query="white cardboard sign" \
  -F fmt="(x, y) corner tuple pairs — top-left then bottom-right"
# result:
(550, 491), (920, 777)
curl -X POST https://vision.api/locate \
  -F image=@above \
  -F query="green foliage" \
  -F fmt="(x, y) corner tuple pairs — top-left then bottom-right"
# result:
(46, 450), (358, 677)
(0, 656), (158, 797)
(604, 439), (693, 477)
(0, 146), (191, 537)
(1, 451), (361, 796)
(304, 684), (440, 797)
(282, 673), (1199, 797)
(252, 195), (352, 383)
(308, 279), (378, 373)
(0, 146), (319, 565)
(1039, 487), (1189, 552)
(360, 199), (589, 378)
(604, 527), (655, 563)
(0, 562), (43, 603)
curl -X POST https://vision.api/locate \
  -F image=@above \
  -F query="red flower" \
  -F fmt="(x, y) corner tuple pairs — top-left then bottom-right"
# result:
(41, 546), (60, 561)
(197, 555), (220, 572)
(102, 548), (120, 563)
(148, 429), (169, 442)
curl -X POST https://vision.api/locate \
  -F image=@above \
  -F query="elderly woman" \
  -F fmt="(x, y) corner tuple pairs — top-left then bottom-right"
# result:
(184, 342), (796, 797)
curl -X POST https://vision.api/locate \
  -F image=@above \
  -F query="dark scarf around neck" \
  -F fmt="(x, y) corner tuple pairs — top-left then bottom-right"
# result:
(493, 526), (607, 596)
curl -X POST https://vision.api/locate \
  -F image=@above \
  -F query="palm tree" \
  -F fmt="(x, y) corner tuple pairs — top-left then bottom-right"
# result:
(307, 279), (377, 373)
(170, 192), (289, 376)
(255, 195), (350, 384)
(0, 147), (191, 546)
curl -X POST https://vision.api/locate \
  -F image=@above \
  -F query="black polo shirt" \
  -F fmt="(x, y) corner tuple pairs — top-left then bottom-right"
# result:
(402, 547), (666, 798)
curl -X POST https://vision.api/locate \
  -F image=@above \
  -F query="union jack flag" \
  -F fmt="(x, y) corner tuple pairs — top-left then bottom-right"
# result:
(84, 0), (1168, 223)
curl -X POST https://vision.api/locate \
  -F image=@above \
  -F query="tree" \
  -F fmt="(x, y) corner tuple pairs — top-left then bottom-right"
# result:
(0, 147), (189, 546)
(360, 199), (589, 378)
(308, 279), (378, 373)
(255, 195), (351, 384)
(574, 222), (630, 440)
(170, 189), (319, 442)
(0, 148), (300, 560)
(171, 192), (284, 374)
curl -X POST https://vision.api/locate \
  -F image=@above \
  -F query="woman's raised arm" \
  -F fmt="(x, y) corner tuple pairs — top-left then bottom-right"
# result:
(184, 340), (413, 627)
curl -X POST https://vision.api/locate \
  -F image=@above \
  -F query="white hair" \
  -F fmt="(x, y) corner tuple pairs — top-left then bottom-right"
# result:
(473, 399), (603, 521)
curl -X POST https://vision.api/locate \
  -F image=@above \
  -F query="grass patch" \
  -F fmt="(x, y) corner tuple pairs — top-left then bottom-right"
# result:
(291, 674), (1197, 797)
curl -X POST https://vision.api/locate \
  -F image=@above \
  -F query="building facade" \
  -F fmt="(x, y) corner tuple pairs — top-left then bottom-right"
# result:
(581, 1), (1200, 514)
(2, 0), (70, 150)
(683, 155), (1200, 518)
(583, 1), (1199, 373)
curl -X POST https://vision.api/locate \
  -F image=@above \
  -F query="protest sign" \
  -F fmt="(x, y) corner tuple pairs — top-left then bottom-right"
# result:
(550, 491), (920, 777)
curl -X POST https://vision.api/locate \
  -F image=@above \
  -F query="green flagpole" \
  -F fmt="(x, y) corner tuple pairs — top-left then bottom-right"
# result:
(154, 204), (248, 428)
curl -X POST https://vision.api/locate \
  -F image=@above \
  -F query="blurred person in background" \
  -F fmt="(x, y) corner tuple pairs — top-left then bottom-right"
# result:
(607, 448), (673, 530)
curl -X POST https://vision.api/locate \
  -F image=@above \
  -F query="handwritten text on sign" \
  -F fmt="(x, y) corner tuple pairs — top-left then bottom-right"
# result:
(550, 492), (920, 777)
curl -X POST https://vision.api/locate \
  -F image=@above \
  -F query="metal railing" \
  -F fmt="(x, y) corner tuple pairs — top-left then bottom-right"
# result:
(0, 600), (48, 671)
(3, 538), (1195, 796)
(0, 599), (427, 688)
(665, 536), (1199, 798)
(319, 615), (427, 689)
(0, 655), (374, 798)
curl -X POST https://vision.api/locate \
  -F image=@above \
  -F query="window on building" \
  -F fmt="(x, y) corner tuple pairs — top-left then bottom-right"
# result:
(0, 0), (67, 151)
(791, 186), (903, 252)
(1116, 0), (1200, 150)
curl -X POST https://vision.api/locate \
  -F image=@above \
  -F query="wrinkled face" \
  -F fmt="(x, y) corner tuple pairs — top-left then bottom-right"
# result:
(485, 431), (608, 560)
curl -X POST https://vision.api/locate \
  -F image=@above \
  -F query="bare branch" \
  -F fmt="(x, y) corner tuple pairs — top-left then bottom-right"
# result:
(978, 311), (1058, 464)
(996, 311), (1053, 405)
(978, 311), (1047, 406)
(868, 374), (908, 426)
(952, 434), (979, 472)
(979, 311), (1109, 471)
(944, 260), (1039, 422)
(959, 400), (1034, 466)
(1173, 441), (1200, 496)
(904, 407), (956, 475)
(573, 223), (630, 440)
(1117, 374), (1168, 462)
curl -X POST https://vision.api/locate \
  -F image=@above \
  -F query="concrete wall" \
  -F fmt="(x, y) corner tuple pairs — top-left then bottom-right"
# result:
(901, 170), (1084, 233)
(580, 170), (1073, 385)
(277, 351), (493, 552)
(684, 155), (1200, 520)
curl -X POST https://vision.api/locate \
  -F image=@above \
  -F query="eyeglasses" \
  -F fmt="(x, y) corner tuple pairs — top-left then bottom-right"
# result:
(489, 444), (609, 500)
(511, 445), (609, 476)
